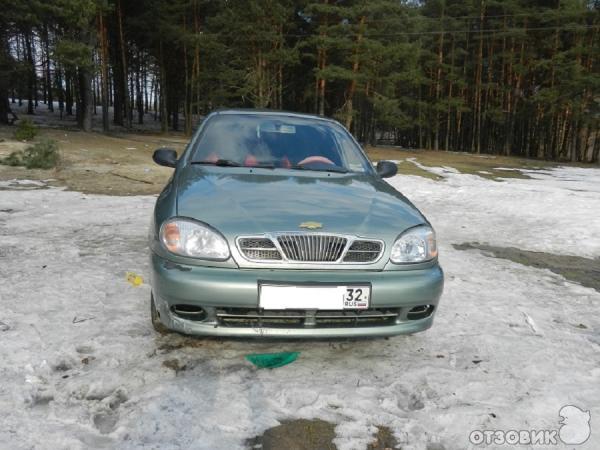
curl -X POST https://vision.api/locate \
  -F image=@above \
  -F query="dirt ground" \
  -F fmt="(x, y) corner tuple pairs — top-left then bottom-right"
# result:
(365, 146), (574, 181)
(1, 124), (590, 196)
(0, 126), (186, 195)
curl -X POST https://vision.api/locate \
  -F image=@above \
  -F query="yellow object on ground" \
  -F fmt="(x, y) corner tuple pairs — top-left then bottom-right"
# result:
(126, 272), (143, 287)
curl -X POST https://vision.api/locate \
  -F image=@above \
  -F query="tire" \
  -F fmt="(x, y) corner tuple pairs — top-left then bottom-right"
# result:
(150, 293), (171, 335)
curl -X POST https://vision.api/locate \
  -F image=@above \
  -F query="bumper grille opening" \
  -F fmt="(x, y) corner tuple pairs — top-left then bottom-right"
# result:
(239, 238), (275, 248)
(343, 240), (383, 263)
(216, 308), (400, 328)
(407, 305), (435, 320)
(171, 304), (207, 321)
(242, 249), (282, 260)
(238, 238), (282, 261)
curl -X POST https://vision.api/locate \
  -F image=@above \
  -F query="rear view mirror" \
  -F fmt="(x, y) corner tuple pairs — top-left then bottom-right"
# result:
(376, 161), (398, 178)
(153, 148), (178, 168)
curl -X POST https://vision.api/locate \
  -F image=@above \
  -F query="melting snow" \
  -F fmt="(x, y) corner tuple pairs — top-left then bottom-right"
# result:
(0, 166), (599, 449)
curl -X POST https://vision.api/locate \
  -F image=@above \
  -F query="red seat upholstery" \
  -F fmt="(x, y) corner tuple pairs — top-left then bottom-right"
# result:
(244, 154), (258, 167)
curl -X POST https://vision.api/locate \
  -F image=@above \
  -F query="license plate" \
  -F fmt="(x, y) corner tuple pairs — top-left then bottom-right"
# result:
(259, 283), (370, 310)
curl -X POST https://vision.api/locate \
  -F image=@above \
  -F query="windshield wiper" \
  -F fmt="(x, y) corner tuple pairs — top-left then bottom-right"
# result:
(191, 159), (241, 167)
(290, 164), (348, 174)
(192, 159), (345, 172)
(192, 159), (277, 169)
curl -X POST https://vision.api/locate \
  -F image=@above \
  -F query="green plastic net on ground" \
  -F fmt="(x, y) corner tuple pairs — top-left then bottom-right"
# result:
(245, 352), (300, 369)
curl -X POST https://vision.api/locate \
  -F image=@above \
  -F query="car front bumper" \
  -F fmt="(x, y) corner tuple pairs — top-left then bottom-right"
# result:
(150, 253), (444, 338)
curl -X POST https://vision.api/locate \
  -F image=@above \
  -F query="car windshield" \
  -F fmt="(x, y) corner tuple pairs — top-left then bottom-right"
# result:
(190, 114), (372, 174)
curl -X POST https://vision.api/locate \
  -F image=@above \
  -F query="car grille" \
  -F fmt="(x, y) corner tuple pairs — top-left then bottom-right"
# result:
(236, 234), (384, 264)
(277, 234), (347, 262)
(216, 308), (400, 328)
(238, 238), (282, 261)
(343, 240), (383, 263)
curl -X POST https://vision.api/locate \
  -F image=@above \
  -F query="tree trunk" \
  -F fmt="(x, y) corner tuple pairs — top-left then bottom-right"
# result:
(159, 40), (168, 133)
(136, 51), (143, 125)
(24, 31), (35, 115)
(445, 35), (455, 151)
(65, 70), (73, 115)
(43, 25), (54, 112)
(472, 1), (485, 153)
(76, 24), (96, 132)
(344, 15), (366, 130)
(183, 19), (192, 134)
(434, 2), (445, 151)
(0, 27), (9, 124)
(98, 13), (110, 132)
(56, 64), (64, 118)
(193, 1), (201, 114)
(77, 68), (93, 131)
(117, 0), (131, 128)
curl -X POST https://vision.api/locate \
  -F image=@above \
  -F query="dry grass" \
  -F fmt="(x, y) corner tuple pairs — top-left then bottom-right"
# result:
(0, 127), (186, 195)
(1, 125), (589, 195)
(366, 146), (574, 181)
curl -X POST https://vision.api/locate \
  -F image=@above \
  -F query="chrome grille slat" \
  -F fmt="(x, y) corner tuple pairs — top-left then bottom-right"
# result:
(329, 237), (338, 261)
(300, 236), (304, 260)
(318, 234), (324, 261)
(278, 234), (347, 262)
(305, 235), (309, 260)
(304, 236), (308, 260)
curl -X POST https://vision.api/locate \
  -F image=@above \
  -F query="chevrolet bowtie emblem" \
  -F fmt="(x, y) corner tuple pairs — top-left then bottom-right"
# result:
(299, 221), (323, 230)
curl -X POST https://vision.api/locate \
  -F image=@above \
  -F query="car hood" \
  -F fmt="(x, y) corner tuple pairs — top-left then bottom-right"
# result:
(175, 167), (426, 242)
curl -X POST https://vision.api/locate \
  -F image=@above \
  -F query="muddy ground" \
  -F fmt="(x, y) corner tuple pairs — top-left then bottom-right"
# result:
(453, 243), (600, 294)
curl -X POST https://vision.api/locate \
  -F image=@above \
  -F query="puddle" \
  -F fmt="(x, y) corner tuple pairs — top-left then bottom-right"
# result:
(453, 243), (600, 292)
(247, 419), (337, 450)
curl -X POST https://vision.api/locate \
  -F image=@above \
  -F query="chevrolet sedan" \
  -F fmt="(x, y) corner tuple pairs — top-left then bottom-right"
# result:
(149, 110), (443, 338)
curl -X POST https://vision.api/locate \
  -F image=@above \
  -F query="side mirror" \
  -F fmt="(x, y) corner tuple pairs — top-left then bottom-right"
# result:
(376, 161), (398, 178)
(153, 148), (178, 168)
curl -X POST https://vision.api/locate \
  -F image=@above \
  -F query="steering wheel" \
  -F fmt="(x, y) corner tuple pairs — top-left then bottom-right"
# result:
(297, 156), (335, 166)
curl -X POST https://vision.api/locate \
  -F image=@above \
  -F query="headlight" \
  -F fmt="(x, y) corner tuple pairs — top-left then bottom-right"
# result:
(390, 225), (437, 264)
(160, 218), (230, 260)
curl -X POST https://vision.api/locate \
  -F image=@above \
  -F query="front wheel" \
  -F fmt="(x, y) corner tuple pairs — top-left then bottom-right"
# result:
(150, 293), (171, 335)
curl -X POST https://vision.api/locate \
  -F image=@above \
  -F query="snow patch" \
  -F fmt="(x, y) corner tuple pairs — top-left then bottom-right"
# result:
(1, 166), (599, 449)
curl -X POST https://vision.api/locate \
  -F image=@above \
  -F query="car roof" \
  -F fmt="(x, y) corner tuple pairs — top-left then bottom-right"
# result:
(210, 108), (338, 124)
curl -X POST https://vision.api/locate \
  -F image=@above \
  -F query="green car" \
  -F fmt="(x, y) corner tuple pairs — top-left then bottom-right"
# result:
(149, 110), (443, 338)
